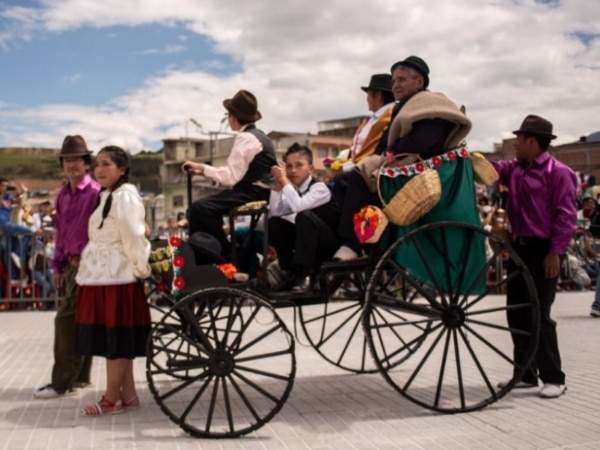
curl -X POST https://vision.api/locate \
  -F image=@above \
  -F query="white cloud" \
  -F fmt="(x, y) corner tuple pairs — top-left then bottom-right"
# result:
(137, 44), (186, 55)
(0, 0), (599, 153)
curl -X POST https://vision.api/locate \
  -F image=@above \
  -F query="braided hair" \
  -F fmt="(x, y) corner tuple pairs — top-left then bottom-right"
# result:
(94, 145), (131, 229)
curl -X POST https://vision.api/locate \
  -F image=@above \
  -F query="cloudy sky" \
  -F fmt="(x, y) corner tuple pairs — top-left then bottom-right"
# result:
(0, 0), (598, 154)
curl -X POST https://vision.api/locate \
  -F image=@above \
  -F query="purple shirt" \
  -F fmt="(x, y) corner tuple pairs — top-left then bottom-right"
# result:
(492, 152), (577, 255)
(52, 174), (101, 274)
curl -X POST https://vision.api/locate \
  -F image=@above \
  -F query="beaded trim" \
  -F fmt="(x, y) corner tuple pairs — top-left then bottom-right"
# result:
(380, 145), (470, 178)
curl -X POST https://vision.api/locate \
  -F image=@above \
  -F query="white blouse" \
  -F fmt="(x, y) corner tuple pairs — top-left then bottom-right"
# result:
(76, 183), (151, 286)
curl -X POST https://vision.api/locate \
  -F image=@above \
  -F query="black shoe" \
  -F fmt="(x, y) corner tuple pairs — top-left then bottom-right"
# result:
(274, 268), (310, 292)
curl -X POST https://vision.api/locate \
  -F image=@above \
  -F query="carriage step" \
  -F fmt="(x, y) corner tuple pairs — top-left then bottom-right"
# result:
(320, 256), (370, 273)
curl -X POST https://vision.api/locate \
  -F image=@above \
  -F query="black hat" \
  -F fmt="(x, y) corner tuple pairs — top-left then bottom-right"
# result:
(223, 89), (262, 122)
(59, 135), (92, 158)
(360, 74), (392, 93)
(390, 56), (430, 89)
(512, 115), (556, 140)
(188, 232), (226, 264)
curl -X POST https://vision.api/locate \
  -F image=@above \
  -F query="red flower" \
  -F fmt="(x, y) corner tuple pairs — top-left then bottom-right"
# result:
(169, 235), (182, 247)
(157, 281), (166, 292)
(446, 151), (456, 161)
(401, 167), (410, 175)
(386, 168), (395, 177)
(415, 162), (425, 173)
(459, 148), (469, 158)
(172, 255), (185, 268)
(432, 156), (442, 167)
(173, 276), (186, 290)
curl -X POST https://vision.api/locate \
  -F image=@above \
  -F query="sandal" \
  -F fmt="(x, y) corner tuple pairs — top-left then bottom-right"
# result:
(121, 395), (140, 410)
(80, 395), (124, 417)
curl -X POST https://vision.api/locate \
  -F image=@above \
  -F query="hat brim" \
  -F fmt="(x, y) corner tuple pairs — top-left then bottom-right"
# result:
(59, 150), (93, 158)
(360, 86), (392, 93)
(512, 130), (556, 140)
(223, 98), (262, 122)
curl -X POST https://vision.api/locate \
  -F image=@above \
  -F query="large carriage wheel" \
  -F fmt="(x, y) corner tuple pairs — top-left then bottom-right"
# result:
(298, 259), (431, 373)
(363, 222), (539, 413)
(147, 287), (296, 438)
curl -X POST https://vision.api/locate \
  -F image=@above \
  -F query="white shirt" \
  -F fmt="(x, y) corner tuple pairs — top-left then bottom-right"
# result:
(203, 124), (263, 186)
(351, 102), (394, 157)
(269, 176), (331, 223)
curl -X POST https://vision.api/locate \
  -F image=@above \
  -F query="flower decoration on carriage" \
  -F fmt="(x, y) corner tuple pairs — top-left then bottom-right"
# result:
(322, 154), (348, 174)
(380, 144), (471, 178)
(216, 262), (238, 281)
(353, 205), (389, 244)
(168, 234), (186, 297)
(149, 243), (173, 275)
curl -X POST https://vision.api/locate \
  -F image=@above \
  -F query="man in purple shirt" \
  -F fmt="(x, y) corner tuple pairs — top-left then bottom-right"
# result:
(492, 115), (577, 399)
(34, 135), (101, 399)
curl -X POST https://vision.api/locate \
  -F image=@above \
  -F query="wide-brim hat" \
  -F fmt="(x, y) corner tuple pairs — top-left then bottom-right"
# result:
(390, 56), (430, 89)
(188, 232), (226, 264)
(512, 114), (556, 140)
(361, 73), (392, 93)
(223, 89), (262, 122)
(59, 135), (92, 158)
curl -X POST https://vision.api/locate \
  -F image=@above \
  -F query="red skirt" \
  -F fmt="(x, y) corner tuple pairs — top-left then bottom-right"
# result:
(76, 282), (151, 359)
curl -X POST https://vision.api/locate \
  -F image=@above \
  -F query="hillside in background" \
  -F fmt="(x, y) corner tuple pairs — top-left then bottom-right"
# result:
(0, 151), (163, 194)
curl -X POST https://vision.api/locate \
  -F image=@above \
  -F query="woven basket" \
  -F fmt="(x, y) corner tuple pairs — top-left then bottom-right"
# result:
(471, 153), (498, 186)
(378, 154), (442, 226)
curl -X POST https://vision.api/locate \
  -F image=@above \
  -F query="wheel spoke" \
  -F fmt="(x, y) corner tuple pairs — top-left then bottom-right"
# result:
(457, 328), (496, 398)
(231, 371), (282, 404)
(179, 374), (214, 422)
(434, 329), (452, 407)
(452, 329), (466, 410)
(403, 325), (447, 391)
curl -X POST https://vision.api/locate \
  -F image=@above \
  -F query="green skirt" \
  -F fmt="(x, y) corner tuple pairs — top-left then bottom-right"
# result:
(378, 150), (486, 295)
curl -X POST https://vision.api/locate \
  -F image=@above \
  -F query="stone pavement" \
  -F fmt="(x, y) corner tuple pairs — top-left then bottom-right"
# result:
(1, 291), (599, 450)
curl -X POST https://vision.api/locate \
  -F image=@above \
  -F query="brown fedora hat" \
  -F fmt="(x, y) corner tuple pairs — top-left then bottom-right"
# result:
(512, 115), (556, 140)
(223, 89), (262, 122)
(59, 135), (92, 158)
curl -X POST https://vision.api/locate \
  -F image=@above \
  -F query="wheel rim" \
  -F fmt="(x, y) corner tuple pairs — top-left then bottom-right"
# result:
(363, 222), (539, 413)
(147, 287), (296, 438)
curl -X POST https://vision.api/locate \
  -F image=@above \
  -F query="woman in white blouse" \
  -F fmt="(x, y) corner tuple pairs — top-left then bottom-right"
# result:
(76, 146), (151, 416)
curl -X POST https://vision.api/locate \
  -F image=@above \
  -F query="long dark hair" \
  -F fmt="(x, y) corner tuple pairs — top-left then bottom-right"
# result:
(94, 145), (131, 228)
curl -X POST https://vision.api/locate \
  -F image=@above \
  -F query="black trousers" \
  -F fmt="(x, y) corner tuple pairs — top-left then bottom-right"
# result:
(188, 186), (269, 258)
(268, 211), (339, 271)
(507, 239), (565, 385)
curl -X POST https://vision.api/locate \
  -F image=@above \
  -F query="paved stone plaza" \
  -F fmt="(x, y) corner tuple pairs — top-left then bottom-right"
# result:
(0, 291), (599, 450)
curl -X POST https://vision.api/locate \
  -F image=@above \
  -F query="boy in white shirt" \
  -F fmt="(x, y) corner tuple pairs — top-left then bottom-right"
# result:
(269, 144), (340, 291)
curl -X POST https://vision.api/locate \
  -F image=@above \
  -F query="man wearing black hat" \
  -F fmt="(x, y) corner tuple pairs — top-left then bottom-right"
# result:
(334, 56), (471, 260)
(182, 90), (276, 259)
(491, 115), (577, 399)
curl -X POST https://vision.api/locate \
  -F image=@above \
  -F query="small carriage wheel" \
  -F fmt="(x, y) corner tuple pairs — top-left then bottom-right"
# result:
(298, 266), (428, 373)
(146, 287), (296, 438)
(363, 222), (539, 413)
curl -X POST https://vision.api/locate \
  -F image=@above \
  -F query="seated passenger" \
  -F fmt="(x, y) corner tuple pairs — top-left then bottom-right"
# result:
(334, 55), (474, 261)
(268, 144), (341, 292)
(331, 73), (395, 206)
(182, 90), (276, 260)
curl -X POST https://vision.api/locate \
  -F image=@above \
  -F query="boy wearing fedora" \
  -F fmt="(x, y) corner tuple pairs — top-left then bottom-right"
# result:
(182, 89), (276, 260)
(34, 135), (101, 399)
(491, 115), (577, 398)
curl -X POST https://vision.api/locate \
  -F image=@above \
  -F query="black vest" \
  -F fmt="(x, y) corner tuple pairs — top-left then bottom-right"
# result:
(234, 124), (277, 191)
(299, 177), (341, 230)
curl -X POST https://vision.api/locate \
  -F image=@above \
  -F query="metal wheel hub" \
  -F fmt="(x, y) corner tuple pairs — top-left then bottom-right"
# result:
(209, 349), (235, 376)
(442, 305), (466, 328)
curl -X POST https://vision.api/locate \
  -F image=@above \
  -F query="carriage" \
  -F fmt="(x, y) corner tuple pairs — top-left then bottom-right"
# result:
(144, 172), (539, 439)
